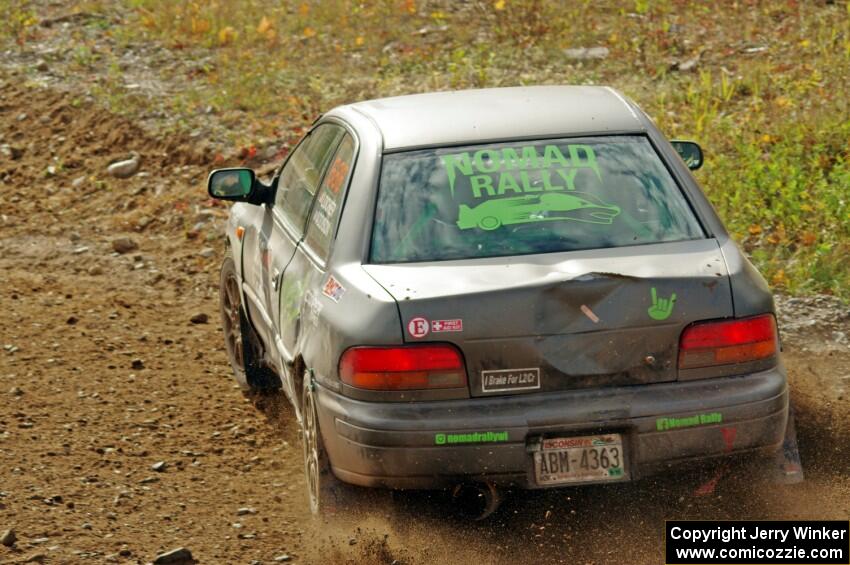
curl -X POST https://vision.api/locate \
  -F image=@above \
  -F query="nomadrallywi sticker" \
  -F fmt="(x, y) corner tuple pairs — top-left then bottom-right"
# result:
(321, 276), (345, 302)
(434, 431), (509, 445)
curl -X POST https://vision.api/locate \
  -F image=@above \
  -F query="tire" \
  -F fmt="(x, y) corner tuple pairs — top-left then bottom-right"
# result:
(300, 371), (375, 519)
(301, 372), (339, 516)
(478, 216), (501, 230)
(219, 252), (279, 393)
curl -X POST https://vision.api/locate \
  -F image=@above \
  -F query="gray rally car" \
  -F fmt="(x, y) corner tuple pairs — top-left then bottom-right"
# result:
(207, 86), (788, 517)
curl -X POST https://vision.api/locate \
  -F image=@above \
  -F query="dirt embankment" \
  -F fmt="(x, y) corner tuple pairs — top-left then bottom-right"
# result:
(1, 77), (849, 565)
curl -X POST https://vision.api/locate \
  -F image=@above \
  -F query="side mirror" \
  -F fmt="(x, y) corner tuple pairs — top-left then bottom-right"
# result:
(208, 168), (256, 201)
(671, 140), (704, 170)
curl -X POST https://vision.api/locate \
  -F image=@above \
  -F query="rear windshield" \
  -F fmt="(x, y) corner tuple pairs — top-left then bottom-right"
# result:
(370, 136), (704, 263)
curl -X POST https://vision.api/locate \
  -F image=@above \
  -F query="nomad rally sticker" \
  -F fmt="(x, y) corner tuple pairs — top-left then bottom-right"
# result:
(481, 368), (541, 393)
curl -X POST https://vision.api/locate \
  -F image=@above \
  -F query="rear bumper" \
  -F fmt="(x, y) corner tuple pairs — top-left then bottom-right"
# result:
(316, 366), (788, 489)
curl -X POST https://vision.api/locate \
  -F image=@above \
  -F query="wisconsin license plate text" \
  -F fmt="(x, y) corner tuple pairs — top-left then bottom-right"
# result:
(534, 434), (626, 485)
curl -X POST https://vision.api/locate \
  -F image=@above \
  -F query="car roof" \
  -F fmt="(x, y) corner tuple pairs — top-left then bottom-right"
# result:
(336, 85), (646, 151)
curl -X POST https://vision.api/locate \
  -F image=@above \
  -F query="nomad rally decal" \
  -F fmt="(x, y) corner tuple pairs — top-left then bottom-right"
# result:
(656, 412), (722, 431)
(440, 143), (621, 231)
(481, 368), (541, 393)
(457, 192), (620, 231)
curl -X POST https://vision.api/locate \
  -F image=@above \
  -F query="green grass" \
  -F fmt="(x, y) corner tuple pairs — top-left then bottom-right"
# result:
(5, 0), (850, 297)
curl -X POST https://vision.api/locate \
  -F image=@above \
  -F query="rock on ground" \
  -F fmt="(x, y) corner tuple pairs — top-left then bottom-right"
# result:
(153, 547), (194, 564)
(563, 46), (609, 60)
(190, 313), (209, 324)
(107, 153), (141, 178)
(1, 528), (16, 546)
(112, 237), (139, 254)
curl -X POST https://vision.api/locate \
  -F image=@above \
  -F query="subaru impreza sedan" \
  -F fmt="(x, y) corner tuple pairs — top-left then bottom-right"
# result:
(207, 86), (788, 517)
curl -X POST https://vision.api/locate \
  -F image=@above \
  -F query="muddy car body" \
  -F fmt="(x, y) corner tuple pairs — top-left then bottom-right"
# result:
(208, 86), (788, 513)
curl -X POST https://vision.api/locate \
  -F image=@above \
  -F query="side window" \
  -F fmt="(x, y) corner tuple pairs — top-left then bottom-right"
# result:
(304, 134), (356, 261)
(275, 124), (344, 234)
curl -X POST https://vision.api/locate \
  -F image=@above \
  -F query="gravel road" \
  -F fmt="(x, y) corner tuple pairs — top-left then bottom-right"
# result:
(1, 59), (849, 565)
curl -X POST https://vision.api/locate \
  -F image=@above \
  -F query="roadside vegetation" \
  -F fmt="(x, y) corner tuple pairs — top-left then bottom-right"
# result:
(3, 0), (849, 297)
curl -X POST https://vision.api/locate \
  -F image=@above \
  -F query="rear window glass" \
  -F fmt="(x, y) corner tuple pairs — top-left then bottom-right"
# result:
(370, 136), (704, 263)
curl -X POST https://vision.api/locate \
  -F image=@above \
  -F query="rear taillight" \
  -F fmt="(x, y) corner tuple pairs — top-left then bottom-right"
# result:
(678, 314), (778, 369)
(339, 345), (467, 391)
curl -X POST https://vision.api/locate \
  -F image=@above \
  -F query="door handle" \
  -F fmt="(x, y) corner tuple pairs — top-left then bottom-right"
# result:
(272, 269), (281, 291)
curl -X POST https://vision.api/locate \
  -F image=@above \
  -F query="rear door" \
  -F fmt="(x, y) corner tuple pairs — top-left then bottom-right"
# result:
(268, 123), (345, 355)
(241, 124), (344, 350)
(279, 133), (357, 357)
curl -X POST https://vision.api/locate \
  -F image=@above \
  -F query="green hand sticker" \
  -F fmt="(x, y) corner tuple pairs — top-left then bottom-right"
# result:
(648, 287), (677, 321)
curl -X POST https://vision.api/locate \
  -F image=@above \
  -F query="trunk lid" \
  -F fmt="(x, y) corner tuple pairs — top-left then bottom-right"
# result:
(363, 239), (733, 397)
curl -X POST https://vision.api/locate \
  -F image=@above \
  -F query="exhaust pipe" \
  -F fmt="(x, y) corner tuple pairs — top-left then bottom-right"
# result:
(451, 481), (502, 520)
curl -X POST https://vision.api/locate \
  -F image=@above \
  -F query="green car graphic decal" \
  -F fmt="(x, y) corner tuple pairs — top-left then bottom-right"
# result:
(456, 191), (621, 231)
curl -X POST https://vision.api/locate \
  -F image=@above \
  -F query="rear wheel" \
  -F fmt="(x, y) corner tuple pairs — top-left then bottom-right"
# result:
(301, 372), (337, 515)
(219, 252), (279, 393)
(478, 216), (501, 230)
(300, 371), (375, 518)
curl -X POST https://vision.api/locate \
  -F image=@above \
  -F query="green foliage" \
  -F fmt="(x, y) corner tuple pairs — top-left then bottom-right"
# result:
(0, 0), (39, 44)
(4, 0), (850, 297)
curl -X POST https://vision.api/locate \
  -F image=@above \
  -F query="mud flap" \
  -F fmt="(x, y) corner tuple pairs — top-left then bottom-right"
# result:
(771, 404), (804, 484)
(240, 309), (281, 391)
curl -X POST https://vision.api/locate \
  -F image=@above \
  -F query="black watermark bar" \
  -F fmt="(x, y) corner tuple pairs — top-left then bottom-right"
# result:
(666, 521), (849, 565)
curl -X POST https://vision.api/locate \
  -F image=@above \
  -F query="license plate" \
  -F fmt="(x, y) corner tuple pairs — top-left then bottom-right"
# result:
(533, 434), (627, 486)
